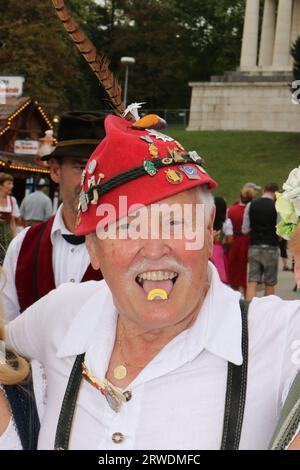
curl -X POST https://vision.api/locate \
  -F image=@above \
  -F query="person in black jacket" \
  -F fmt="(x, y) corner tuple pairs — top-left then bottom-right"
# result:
(242, 183), (279, 300)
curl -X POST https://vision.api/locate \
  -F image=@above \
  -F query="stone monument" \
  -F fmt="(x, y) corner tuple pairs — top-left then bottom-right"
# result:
(188, 0), (300, 132)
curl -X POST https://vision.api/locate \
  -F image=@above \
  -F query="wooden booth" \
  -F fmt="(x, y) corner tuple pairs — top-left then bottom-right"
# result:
(0, 97), (54, 203)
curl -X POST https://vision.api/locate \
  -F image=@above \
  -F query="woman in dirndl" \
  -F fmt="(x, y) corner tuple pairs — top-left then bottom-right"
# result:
(0, 173), (20, 264)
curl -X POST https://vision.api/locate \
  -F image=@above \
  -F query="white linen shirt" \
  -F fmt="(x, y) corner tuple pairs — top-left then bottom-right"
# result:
(2, 204), (90, 321)
(5, 262), (300, 450)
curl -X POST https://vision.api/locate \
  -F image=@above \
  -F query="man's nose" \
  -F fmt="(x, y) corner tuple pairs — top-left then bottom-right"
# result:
(139, 238), (171, 260)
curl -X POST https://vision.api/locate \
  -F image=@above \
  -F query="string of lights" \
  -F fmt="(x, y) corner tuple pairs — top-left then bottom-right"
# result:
(0, 99), (31, 137)
(0, 159), (50, 174)
(0, 99), (53, 138)
(36, 101), (53, 129)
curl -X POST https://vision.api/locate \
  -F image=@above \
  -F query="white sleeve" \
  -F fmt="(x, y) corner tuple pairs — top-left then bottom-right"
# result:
(223, 218), (233, 236)
(279, 304), (300, 410)
(2, 227), (30, 321)
(5, 289), (57, 363)
(11, 197), (21, 218)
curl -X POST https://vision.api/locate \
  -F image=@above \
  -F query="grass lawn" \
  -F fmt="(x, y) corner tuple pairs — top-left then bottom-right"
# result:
(167, 126), (300, 205)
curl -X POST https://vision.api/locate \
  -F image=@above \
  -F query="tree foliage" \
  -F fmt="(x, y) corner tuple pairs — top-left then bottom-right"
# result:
(291, 36), (300, 81)
(0, 0), (245, 112)
(0, 0), (90, 114)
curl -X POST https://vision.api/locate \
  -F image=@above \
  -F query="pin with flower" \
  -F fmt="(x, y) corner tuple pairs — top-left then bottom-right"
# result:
(276, 166), (300, 294)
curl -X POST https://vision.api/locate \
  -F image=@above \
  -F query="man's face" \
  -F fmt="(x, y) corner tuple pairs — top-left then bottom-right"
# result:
(87, 188), (214, 331)
(49, 157), (86, 213)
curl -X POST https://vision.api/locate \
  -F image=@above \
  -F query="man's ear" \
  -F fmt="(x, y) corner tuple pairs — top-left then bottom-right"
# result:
(85, 233), (101, 270)
(207, 206), (216, 257)
(48, 158), (61, 184)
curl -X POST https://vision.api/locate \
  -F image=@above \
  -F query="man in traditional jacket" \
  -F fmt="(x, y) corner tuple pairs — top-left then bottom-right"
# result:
(3, 112), (104, 320)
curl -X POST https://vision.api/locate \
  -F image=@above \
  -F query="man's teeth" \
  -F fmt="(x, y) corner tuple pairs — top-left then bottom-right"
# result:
(137, 271), (178, 281)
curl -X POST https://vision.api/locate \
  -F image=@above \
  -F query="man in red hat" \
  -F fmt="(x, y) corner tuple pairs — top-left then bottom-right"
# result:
(5, 115), (300, 449)
(2, 112), (104, 320)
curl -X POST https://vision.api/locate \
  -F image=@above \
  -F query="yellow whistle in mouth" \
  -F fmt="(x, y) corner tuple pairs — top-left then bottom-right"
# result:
(147, 288), (168, 301)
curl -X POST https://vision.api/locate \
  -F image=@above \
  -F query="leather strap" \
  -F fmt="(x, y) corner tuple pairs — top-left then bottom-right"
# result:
(54, 353), (85, 450)
(268, 370), (300, 449)
(221, 299), (249, 450)
(54, 300), (249, 450)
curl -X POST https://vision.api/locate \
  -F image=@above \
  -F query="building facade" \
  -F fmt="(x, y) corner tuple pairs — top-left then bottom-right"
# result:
(188, 0), (300, 132)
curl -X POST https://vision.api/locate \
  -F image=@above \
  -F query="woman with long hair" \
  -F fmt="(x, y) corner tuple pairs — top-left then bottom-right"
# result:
(0, 173), (20, 264)
(0, 291), (41, 449)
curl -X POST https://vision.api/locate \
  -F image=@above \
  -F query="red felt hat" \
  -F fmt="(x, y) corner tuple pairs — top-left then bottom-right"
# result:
(75, 115), (217, 235)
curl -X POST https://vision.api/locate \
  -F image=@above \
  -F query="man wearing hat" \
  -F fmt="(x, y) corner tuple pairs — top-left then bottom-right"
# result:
(3, 112), (104, 321)
(5, 115), (300, 449)
(20, 178), (53, 227)
(243, 182), (261, 198)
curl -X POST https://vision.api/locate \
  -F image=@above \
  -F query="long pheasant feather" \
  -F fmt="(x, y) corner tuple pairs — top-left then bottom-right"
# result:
(51, 0), (131, 119)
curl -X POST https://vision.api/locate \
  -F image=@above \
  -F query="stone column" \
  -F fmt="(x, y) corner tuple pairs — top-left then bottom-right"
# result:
(259, 0), (276, 67)
(273, 0), (293, 68)
(240, 0), (260, 69)
(291, 0), (300, 47)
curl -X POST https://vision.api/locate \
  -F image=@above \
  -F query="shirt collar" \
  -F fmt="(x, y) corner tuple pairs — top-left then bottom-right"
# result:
(56, 262), (243, 372)
(262, 193), (274, 200)
(51, 204), (73, 244)
(201, 262), (243, 365)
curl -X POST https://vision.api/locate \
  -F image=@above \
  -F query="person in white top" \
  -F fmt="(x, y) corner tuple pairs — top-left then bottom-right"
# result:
(2, 112), (104, 321)
(0, 173), (20, 265)
(5, 115), (300, 449)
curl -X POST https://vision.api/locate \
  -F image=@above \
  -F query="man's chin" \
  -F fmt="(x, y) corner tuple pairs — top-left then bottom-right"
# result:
(131, 294), (182, 326)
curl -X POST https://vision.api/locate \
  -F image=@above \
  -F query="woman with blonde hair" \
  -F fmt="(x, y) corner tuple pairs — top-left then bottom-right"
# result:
(0, 173), (20, 264)
(0, 296), (40, 449)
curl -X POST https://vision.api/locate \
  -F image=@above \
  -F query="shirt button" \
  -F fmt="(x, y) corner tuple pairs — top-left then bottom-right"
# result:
(70, 278), (75, 283)
(112, 432), (124, 444)
(70, 248), (75, 253)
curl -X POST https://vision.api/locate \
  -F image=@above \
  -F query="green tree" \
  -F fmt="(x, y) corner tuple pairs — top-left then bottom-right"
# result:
(0, 0), (246, 112)
(85, 0), (245, 108)
(291, 37), (300, 81)
(0, 0), (95, 114)
(291, 37), (300, 105)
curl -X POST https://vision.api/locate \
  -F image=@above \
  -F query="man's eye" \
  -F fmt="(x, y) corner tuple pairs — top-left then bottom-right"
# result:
(118, 223), (130, 230)
(170, 219), (182, 226)
(73, 165), (85, 171)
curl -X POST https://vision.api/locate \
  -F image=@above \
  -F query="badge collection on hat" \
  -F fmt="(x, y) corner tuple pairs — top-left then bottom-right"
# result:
(77, 115), (214, 220)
